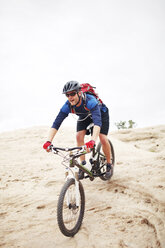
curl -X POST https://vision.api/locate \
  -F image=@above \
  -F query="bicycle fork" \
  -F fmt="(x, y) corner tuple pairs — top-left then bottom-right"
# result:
(75, 179), (80, 207)
(65, 168), (80, 208)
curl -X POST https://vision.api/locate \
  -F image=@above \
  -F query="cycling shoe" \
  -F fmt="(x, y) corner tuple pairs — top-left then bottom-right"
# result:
(105, 163), (113, 180)
(78, 169), (84, 180)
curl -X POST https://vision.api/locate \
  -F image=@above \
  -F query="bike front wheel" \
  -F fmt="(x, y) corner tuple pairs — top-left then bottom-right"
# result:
(96, 139), (115, 181)
(57, 178), (85, 237)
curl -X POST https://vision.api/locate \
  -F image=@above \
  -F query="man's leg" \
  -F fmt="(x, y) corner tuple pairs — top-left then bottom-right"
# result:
(76, 130), (86, 179)
(99, 133), (111, 163)
(99, 133), (113, 179)
(76, 130), (86, 162)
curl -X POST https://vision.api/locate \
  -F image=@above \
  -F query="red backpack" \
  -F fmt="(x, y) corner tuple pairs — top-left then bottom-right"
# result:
(80, 83), (103, 104)
(70, 83), (103, 114)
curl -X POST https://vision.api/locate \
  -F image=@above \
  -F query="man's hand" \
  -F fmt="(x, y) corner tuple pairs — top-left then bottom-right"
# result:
(43, 141), (52, 152)
(85, 140), (95, 149)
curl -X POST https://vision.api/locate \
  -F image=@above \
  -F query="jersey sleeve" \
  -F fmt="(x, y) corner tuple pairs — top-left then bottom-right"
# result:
(86, 94), (98, 110)
(51, 101), (70, 130)
(60, 100), (71, 114)
(90, 105), (102, 127)
(85, 95), (102, 127)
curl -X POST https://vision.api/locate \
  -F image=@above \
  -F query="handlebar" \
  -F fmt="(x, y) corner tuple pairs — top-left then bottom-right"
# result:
(47, 144), (95, 180)
(49, 144), (87, 153)
(48, 144), (95, 157)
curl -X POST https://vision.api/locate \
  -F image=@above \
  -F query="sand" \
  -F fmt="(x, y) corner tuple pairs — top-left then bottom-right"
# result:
(0, 125), (165, 248)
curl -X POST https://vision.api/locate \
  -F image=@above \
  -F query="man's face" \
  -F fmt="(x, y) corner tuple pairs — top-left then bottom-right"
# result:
(66, 91), (80, 106)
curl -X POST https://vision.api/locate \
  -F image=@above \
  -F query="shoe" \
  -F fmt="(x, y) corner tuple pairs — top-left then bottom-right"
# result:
(105, 163), (113, 180)
(78, 160), (86, 180)
(78, 169), (84, 180)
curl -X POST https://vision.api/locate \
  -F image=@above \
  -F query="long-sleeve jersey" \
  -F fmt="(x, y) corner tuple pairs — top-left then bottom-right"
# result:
(52, 94), (107, 130)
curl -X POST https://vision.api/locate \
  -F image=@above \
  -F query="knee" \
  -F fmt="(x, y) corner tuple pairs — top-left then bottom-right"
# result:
(76, 132), (85, 144)
(99, 135), (108, 146)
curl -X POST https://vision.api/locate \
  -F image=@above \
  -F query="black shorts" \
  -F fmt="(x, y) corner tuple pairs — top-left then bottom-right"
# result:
(76, 109), (110, 135)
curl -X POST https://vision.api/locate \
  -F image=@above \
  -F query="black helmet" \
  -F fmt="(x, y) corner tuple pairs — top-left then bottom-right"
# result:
(62, 81), (81, 94)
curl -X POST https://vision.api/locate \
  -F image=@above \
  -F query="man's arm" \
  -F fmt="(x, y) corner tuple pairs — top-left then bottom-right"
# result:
(91, 125), (100, 142)
(47, 128), (58, 142)
(85, 125), (100, 150)
(43, 102), (70, 151)
(85, 102), (102, 149)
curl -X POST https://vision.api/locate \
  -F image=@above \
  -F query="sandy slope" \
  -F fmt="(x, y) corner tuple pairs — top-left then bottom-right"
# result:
(0, 125), (165, 248)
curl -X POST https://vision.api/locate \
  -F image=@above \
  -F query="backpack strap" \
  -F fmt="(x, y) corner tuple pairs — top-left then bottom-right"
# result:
(70, 105), (76, 114)
(82, 93), (90, 112)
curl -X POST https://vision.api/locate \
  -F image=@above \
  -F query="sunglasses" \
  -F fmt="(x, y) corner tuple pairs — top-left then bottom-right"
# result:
(66, 92), (77, 97)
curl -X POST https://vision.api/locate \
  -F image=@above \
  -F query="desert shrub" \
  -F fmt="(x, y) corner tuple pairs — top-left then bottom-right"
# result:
(115, 120), (136, 130)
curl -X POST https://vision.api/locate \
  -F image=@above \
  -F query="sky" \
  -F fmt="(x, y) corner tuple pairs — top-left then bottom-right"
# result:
(0, 0), (165, 132)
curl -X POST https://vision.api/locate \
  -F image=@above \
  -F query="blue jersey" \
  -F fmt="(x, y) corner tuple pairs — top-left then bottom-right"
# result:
(52, 94), (107, 130)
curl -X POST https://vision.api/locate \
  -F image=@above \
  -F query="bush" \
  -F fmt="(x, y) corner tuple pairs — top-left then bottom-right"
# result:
(115, 120), (136, 130)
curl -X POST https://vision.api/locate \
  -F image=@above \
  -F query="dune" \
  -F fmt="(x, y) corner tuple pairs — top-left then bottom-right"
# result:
(0, 125), (165, 248)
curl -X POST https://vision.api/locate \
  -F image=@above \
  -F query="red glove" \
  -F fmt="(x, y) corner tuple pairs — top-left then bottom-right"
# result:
(43, 141), (51, 150)
(85, 140), (95, 148)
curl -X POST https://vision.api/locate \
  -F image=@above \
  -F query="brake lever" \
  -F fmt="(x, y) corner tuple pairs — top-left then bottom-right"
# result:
(48, 145), (59, 154)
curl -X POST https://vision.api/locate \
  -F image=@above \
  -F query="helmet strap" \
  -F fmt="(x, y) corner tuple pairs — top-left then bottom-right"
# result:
(75, 92), (81, 106)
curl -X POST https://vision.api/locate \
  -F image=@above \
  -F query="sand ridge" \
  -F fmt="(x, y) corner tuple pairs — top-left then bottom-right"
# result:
(0, 125), (165, 248)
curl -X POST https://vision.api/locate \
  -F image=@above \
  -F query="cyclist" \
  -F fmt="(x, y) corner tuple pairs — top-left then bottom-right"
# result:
(43, 81), (113, 180)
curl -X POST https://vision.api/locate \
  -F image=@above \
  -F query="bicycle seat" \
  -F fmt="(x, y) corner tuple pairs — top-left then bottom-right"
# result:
(86, 123), (94, 135)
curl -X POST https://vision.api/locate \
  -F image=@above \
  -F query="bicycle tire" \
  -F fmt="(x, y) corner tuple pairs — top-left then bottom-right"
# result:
(96, 139), (115, 181)
(57, 178), (85, 237)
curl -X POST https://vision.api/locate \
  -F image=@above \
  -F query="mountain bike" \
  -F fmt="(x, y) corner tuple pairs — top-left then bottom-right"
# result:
(49, 139), (115, 237)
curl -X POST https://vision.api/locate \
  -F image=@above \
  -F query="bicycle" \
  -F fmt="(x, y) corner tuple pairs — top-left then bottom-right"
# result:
(49, 138), (115, 237)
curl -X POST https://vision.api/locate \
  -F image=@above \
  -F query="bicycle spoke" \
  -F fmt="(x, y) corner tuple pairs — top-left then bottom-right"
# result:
(62, 184), (80, 230)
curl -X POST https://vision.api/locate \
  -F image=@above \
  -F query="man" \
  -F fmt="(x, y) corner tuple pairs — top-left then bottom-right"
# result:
(43, 81), (113, 179)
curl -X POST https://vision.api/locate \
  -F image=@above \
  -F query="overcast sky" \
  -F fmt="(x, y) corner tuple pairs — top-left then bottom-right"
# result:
(0, 0), (165, 132)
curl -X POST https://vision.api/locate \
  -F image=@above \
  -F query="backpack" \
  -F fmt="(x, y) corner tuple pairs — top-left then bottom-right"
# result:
(80, 83), (103, 104)
(70, 83), (103, 114)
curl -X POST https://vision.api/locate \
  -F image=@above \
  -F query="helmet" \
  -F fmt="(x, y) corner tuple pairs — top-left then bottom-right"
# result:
(62, 81), (81, 94)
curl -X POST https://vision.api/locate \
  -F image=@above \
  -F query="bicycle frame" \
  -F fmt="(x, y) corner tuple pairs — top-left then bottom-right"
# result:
(50, 142), (111, 209)
(50, 145), (95, 178)
(50, 145), (97, 207)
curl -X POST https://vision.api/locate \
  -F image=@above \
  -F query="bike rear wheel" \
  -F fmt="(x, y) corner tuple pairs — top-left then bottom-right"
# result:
(57, 178), (85, 237)
(96, 139), (115, 181)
